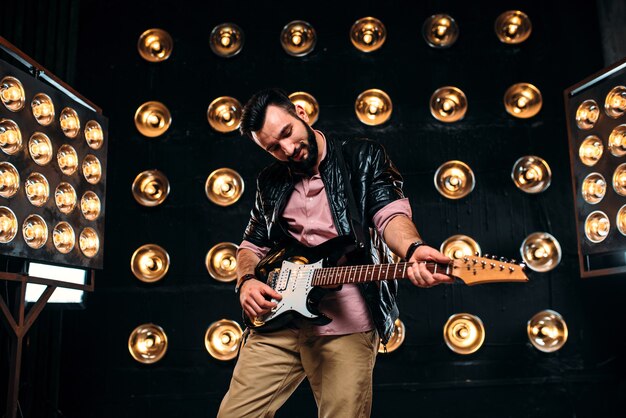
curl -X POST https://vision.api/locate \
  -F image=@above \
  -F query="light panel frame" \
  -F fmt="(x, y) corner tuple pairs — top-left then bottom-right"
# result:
(0, 57), (108, 269)
(564, 57), (626, 277)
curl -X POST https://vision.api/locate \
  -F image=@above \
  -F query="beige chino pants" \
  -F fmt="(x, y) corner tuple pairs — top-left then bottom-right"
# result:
(217, 324), (379, 418)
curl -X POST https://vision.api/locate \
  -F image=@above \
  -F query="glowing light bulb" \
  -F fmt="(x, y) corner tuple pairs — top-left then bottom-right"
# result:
(150, 40), (162, 53)
(62, 230), (72, 242)
(61, 116), (77, 130)
(506, 23), (519, 36)
(24, 223), (45, 240)
(442, 98), (455, 112)
(221, 35), (232, 47)
(86, 164), (100, 176)
(221, 111), (232, 123)
(64, 154), (76, 166)
(144, 181), (158, 196)
(0, 215), (12, 232)
(0, 171), (17, 187)
(26, 182), (43, 197)
(33, 142), (50, 157)
(86, 199), (97, 211)
(591, 179), (606, 197)
(436, 23), (448, 37)
(147, 113), (161, 126)
(517, 96), (529, 109)
(0, 130), (17, 145)
(141, 255), (158, 271)
(59, 193), (71, 206)
(584, 143), (601, 158)
(533, 246), (547, 259)
(1, 86), (21, 102)
(85, 128), (103, 141)
(32, 103), (52, 118)
(612, 95), (626, 109)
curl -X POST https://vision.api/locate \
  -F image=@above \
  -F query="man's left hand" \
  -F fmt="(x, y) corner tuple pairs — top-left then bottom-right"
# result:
(406, 245), (455, 288)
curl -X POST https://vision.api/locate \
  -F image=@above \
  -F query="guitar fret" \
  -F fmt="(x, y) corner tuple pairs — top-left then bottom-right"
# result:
(315, 260), (444, 286)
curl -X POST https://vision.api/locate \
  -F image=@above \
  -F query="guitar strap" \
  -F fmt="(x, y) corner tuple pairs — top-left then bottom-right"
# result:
(334, 139), (367, 250)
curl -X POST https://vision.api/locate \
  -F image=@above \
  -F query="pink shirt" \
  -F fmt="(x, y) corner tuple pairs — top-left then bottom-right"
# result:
(240, 132), (411, 335)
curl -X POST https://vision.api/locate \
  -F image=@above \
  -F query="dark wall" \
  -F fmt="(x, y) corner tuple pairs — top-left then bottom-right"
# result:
(3, 0), (626, 417)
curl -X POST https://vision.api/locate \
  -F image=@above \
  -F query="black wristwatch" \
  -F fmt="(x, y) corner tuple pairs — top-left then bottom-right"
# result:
(404, 240), (427, 261)
(235, 274), (257, 293)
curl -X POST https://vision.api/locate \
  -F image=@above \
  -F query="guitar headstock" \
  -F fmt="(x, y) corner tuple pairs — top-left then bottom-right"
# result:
(451, 254), (529, 285)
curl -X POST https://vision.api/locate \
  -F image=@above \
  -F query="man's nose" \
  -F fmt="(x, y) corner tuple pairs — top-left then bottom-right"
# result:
(281, 140), (295, 157)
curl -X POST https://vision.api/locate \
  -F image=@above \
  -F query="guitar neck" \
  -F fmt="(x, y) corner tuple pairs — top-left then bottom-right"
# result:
(311, 261), (447, 286)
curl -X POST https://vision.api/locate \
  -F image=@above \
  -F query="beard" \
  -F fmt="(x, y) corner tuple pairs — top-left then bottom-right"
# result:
(287, 121), (318, 176)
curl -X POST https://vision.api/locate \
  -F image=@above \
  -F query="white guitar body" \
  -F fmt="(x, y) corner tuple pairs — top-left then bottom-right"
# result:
(255, 259), (325, 326)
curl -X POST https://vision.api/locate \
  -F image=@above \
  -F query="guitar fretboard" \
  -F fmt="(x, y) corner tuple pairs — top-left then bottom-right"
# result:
(311, 261), (451, 286)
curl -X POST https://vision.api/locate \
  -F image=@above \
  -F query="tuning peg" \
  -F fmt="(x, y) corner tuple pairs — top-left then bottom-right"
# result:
(475, 251), (480, 256)
(499, 257), (507, 262)
(510, 259), (517, 264)
(519, 263), (527, 270)
(484, 253), (490, 258)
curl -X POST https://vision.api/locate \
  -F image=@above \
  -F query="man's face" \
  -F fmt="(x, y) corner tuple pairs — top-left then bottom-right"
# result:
(251, 104), (318, 175)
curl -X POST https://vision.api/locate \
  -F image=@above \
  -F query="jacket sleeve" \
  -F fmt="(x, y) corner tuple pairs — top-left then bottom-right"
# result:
(366, 142), (405, 222)
(242, 179), (272, 248)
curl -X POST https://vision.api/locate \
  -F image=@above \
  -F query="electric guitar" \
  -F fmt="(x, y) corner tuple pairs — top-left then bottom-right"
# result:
(244, 236), (528, 332)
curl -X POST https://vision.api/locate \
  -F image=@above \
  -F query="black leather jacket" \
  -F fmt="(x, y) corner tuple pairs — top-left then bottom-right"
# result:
(243, 136), (403, 344)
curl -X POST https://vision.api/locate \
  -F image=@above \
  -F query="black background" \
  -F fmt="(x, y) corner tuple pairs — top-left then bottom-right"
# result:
(2, 0), (626, 417)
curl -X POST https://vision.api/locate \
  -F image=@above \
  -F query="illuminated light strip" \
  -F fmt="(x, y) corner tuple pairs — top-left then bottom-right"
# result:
(570, 61), (626, 96)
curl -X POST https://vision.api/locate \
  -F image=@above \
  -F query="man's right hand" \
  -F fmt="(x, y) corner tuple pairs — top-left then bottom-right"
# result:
(239, 278), (283, 320)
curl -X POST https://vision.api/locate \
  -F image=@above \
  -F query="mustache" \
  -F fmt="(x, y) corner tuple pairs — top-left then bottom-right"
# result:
(288, 143), (306, 160)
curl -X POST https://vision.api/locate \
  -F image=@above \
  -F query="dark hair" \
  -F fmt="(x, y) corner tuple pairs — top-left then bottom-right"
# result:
(240, 88), (298, 138)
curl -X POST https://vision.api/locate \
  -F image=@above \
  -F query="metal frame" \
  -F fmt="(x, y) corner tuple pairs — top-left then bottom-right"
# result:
(0, 270), (94, 418)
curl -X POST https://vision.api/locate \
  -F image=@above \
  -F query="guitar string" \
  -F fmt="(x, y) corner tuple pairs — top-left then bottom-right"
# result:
(312, 261), (449, 285)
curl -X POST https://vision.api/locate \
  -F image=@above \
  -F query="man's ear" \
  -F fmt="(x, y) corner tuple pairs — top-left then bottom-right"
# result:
(294, 103), (310, 124)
